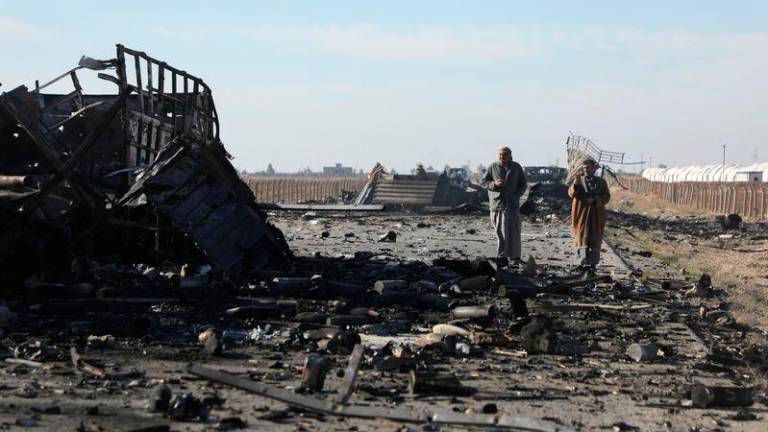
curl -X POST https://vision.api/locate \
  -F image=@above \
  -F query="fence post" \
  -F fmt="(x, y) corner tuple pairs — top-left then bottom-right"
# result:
(272, 179), (277, 203)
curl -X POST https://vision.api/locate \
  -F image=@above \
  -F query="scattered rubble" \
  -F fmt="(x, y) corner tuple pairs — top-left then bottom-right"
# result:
(2, 207), (767, 430)
(520, 181), (571, 218)
(354, 163), (485, 210)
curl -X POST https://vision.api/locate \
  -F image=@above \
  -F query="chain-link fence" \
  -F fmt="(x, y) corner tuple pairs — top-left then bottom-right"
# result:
(619, 176), (768, 219)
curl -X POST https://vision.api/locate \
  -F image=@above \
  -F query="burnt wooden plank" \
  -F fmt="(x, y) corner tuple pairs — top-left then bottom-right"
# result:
(145, 57), (154, 161)
(336, 344), (365, 404)
(171, 73), (177, 133)
(133, 55), (145, 164)
(20, 86), (134, 213)
(189, 364), (563, 431)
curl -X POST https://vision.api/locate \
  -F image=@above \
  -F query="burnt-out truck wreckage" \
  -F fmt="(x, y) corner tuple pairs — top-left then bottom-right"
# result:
(0, 45), (291, 289)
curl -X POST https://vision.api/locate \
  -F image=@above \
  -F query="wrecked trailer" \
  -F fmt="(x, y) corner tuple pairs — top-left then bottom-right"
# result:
(354, 163), (484, 210)
(0, 44), (290, 287)
(524, 166), (567, 184)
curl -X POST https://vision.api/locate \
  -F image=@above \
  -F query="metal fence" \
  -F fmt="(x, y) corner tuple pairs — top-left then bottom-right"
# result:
(619, 176), (768, 219)
(115, 45), (219, 167)
(242, 176), (366, 204)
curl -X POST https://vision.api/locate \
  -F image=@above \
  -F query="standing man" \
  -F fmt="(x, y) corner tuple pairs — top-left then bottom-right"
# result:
(482, 147), (527, 260)
(568, 158), (611, 267)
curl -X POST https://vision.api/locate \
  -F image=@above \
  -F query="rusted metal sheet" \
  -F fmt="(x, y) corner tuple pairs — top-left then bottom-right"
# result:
(369, 175), (442, 206)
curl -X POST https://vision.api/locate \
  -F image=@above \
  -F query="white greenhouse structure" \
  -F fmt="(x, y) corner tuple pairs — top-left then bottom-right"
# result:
(642, 163), (768, 183)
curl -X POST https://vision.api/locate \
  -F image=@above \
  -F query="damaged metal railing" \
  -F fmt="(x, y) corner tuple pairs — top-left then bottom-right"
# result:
(565, 134), (625, 184)
(115, 45), (220, 168)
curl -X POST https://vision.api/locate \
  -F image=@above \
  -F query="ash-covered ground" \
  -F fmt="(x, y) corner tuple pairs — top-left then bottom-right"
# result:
(1, 212), (766, 432)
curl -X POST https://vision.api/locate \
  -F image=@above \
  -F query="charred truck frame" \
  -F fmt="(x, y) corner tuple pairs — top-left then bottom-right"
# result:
(0, 45), (290, 288)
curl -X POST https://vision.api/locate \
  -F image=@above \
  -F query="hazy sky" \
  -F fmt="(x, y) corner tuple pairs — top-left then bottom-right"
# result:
(1, 1), (766, 173)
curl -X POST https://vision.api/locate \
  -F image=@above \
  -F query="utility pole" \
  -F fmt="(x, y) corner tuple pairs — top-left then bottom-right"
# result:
(721, 143), (727, 182)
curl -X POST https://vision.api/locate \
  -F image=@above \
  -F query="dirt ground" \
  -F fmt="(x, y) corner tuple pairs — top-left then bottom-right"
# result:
(608, 186), (768, 330)
(1, 211), (766, 432)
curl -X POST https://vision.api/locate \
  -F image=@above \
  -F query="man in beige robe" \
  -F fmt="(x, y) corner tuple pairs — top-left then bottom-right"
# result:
(568, 159), (610, 267)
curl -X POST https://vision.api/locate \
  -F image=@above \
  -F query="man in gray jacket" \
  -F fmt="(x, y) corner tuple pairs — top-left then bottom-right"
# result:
(481, 147), (527, 260)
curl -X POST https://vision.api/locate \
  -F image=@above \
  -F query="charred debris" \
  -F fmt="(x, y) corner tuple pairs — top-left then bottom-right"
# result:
(0, 45), (291, 290)
(353, 163), (486, 210)
(350, 163), (571, 216)
(0, 43), (570, 289)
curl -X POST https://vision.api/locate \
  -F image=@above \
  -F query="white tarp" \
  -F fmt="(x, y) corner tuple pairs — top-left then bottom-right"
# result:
(642, 163), (768, 182)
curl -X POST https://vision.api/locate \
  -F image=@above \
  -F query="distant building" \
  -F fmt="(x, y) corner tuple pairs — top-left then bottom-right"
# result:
(323, 163), (355, 176)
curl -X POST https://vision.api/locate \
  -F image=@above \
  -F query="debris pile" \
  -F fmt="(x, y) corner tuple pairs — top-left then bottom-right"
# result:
(354, 163), (485, 210)
(520, 181), (571, 218)
(524, 166), (567, 183)
(0, 45), (290, 290)
(610, 209), (766, 240)
(3, 205), (766, 430)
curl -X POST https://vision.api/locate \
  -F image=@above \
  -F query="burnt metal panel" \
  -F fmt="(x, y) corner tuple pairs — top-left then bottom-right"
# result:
(369, 175), (441, 206)
(355, 167), (481, 208)
(122, 137), (290, 282)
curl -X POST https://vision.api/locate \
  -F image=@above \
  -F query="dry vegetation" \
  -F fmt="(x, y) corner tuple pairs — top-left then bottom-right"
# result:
(607, 186), (768, 330)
